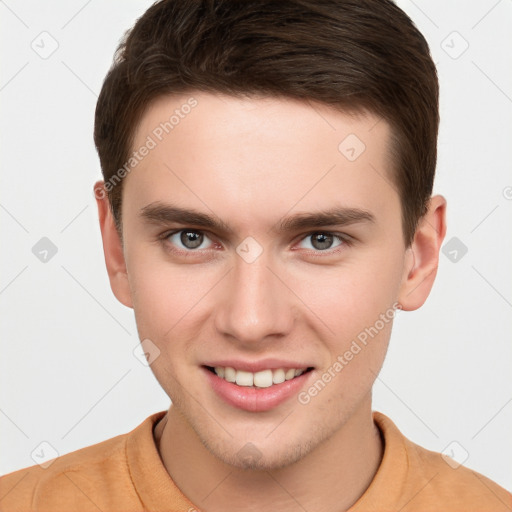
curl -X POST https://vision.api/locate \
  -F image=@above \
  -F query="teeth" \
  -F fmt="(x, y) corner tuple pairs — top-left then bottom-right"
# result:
(212, 366), (308, 388)
(285, 369), (296, 380)
(224, 367), (236, 383)
(253, 369), (273, 388)
(236, 370), (253, 387)
(272, 369), (285, 384)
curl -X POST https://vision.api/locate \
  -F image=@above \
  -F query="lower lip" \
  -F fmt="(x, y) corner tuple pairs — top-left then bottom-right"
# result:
(202, 366), (313, 412)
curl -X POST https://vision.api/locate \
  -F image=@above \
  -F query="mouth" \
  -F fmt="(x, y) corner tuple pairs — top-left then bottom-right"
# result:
(204, 365), (314, 388)
(202, 364), (315, 412)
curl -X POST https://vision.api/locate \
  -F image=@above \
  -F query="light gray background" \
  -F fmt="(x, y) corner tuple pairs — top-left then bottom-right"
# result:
(1, 0), (511, 491)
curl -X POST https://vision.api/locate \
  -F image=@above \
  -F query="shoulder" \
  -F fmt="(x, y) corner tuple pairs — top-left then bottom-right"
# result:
(405, 435), (511, 506)
(371, 412), (512, 511)
(0, 414), (161, 511)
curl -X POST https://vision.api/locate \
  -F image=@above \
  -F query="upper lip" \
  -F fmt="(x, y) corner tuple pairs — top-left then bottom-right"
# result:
(203, 358), (314, 373)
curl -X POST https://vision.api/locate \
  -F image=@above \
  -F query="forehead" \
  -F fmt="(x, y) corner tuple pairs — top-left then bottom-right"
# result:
(124, 91), (399, 231)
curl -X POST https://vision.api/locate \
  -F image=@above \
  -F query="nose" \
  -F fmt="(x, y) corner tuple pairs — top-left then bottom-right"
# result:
(214, 251), (295, 349)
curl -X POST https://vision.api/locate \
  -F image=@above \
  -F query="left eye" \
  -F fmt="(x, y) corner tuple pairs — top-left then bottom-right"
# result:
(297, 232), (344, 251)
(168, 230), (214, 250)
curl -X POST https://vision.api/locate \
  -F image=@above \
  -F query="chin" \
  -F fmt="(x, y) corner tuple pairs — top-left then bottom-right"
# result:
(198, 428), (319, 471)
(227, 445), (306, 471)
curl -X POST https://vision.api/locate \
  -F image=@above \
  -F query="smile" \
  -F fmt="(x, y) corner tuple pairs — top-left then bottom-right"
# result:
(207, 366), (311, 388)
(203, 364), (315, 412)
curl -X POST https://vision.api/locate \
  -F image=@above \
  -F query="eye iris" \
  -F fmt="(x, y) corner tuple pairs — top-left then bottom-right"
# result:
(311, 233), (333, 250)
(180, 230), (203, 249)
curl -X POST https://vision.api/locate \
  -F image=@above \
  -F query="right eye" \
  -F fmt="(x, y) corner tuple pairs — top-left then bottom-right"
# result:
(166, 229), (216, 251)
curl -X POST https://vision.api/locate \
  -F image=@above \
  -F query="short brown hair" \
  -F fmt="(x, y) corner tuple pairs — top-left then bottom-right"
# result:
(94, 0), (439, 245)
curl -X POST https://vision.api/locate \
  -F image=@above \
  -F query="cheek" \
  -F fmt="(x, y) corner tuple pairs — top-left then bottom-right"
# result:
(127, 257), (215, 391)
(291, 249), (403, 339)
(127, 252), (210, 340)
(289, 246), (404, 401)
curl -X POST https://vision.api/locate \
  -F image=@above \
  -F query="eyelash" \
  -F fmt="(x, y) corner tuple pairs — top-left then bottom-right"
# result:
(158, 229), (353, 257)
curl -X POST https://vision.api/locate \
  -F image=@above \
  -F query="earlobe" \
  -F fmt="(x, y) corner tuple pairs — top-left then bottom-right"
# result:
(93, 181), (133, 308)
(398, 195), (447, 311)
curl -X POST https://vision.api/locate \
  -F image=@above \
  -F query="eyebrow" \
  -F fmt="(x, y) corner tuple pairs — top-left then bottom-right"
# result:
(140, 202), (375, 235)
(273, 207), (375, 233)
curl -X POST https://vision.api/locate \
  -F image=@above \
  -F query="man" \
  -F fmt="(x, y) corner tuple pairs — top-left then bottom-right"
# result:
(1, 0), (510, 510)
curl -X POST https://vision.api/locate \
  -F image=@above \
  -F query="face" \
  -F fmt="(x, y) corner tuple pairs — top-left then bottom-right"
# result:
(112, 92), (413, 469)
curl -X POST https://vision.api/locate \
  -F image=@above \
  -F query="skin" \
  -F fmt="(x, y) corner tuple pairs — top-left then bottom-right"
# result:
(94, 92), (446, 512)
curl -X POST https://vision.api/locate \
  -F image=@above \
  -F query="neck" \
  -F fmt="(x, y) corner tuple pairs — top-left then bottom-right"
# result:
(154, 395), (383, 512)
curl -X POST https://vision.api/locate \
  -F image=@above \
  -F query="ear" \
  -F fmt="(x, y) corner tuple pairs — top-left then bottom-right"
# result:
(94, 181), (133, 308)
(398, 195), (447, 311)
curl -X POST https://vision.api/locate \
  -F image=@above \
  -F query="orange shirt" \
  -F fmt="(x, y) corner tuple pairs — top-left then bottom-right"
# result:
(1, 411), (510, 511)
